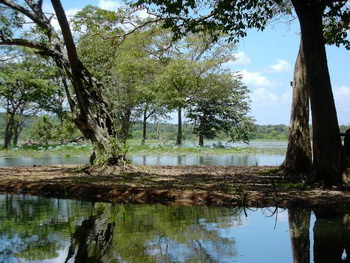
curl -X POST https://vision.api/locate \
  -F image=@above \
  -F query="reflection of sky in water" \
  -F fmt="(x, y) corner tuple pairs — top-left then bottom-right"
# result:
(0, 154), (284, 167)
(0, 194), (333, 263)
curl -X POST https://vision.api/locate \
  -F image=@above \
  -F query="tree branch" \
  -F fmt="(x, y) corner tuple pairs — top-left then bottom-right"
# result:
(0, 37), (51, 54)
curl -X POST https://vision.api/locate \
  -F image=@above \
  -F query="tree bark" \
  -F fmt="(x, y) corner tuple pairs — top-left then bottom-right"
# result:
(156, 122), (162, 142)
(3, 113), (13, 149)
(176, 106), (182, 145)
(282, 41), (312, 173)
(199, 133), (204, 147)
(50, 0), (124, 165)
(292, 0), (344, 185)
(120, 108), (132, 143)
(0, 0), (126, 165)
(141, 105), (148, 145)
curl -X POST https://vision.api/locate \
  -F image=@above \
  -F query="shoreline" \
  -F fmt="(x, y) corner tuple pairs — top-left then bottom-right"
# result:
(1, 164), (350, 210)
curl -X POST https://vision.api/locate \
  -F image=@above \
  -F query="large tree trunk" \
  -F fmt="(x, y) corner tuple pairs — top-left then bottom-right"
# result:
(282, 42), (312, 173)
(51, 0), (124, 165)
(292, 0), (344, 185)
(3, 113), (14, 149)
(176, 106), (182, 145)
(0, 0), (126, 165)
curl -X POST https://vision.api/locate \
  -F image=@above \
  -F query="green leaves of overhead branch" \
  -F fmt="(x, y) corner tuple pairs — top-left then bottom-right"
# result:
(132, 0), (284, 41)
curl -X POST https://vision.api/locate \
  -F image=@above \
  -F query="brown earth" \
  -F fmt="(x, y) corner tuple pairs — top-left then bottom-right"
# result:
(0, 164), (350, 209)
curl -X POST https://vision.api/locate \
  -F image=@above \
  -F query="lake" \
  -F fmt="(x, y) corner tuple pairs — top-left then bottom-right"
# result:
(0, 154), (284, 167)
(0, 141), (287, 167)
(0, 194), (348, 263)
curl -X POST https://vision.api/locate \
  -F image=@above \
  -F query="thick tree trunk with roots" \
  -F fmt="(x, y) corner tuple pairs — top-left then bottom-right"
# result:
(0, 0), (125, 165)
(282, 42), (312, 173)
(292, 0), (344, 185)
(52, 0), (124, 165)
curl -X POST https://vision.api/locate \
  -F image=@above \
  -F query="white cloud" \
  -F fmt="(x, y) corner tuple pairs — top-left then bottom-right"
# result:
(223, 51), (251, 68)
(235, 51), (251, 65)
(98, 0), (122, 11)
(250, 88), (278, 106)
(249, 88), (292, 125)
(269, 59), (291, 73)
(239, 69), (274, 87)
(335, 86), (350, 97)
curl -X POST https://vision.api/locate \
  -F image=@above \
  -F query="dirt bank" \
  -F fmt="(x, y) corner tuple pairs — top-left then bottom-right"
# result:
(0, 164), (350, 209)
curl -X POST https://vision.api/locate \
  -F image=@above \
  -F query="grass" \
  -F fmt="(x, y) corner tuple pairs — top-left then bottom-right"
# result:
(0, 140), (287, 158)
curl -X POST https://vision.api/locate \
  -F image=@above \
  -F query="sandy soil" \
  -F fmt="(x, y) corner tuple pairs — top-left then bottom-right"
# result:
(0, 164), (350, 209)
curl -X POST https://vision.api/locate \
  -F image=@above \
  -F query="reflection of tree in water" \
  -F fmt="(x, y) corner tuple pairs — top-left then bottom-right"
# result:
(313, 209), (350, 263)
(287, 207), (350, 263)
(288, 208), (311, 263)
(67, 203), (242, 262)
(0, 194), (93, 262)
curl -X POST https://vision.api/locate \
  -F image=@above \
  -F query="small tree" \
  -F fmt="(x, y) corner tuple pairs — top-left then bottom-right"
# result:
(187, 73), (255, 146)
(31, 115), (55, 145)
(0, 53), (57, 148)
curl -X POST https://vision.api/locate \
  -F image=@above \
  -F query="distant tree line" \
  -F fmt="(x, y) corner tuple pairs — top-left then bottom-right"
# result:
(1, 113), (348, 146)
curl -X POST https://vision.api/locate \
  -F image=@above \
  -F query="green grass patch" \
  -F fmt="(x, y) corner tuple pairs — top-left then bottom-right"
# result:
(0, 140), (286, 158)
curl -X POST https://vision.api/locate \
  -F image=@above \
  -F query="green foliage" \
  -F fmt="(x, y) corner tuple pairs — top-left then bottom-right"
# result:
(251, 124), (289, 140)
(323, 1), (350, 49)
(133, 0), (283, 41)
(187, 72), (255, 145)
(55, 118), (82, 143)
(0, 50), (62, 147)
(30, 115), (55, 145)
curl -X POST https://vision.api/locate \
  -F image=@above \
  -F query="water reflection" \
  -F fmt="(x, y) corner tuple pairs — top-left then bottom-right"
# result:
(1, 195), (349, 262)
(313, 210), (350, 263)
(0, 154), (284, 167)
(130, 154), (284, 166)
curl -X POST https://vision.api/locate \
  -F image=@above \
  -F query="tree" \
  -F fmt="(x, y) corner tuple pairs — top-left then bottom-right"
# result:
(73, 8), (171, 144)
(291, 0), (345, 184)
(31, 115), (55, 145)
(133, 0), (349, 184)
(0, 0), (124, 165)
(187, 72), (254, 146)
(157, 58), (198, 145)
(156, 33), (236, 145)
(282, 43), (312, 173)
(0, 52), (57, 148)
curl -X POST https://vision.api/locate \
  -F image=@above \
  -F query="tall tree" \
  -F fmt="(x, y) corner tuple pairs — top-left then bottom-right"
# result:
(282, 43), (312, 173)
(133, 0), (349, 184)
(157, 58), (198, 145)
(157, 33), (236, 145)
(291, 0), (344, 184)
(0, 0), (124, 165)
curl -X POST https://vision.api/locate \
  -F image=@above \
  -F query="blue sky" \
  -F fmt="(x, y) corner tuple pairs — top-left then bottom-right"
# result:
(53, 0), (350, 125)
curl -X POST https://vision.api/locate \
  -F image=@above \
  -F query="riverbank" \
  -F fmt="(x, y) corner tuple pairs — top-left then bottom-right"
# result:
(1, 164), (350, 210)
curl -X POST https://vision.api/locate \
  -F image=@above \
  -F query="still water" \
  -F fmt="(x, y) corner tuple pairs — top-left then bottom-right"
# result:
(0, 141), (287, 167)
(0, 154), (284, 167)
(1, 194), (349, 263)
